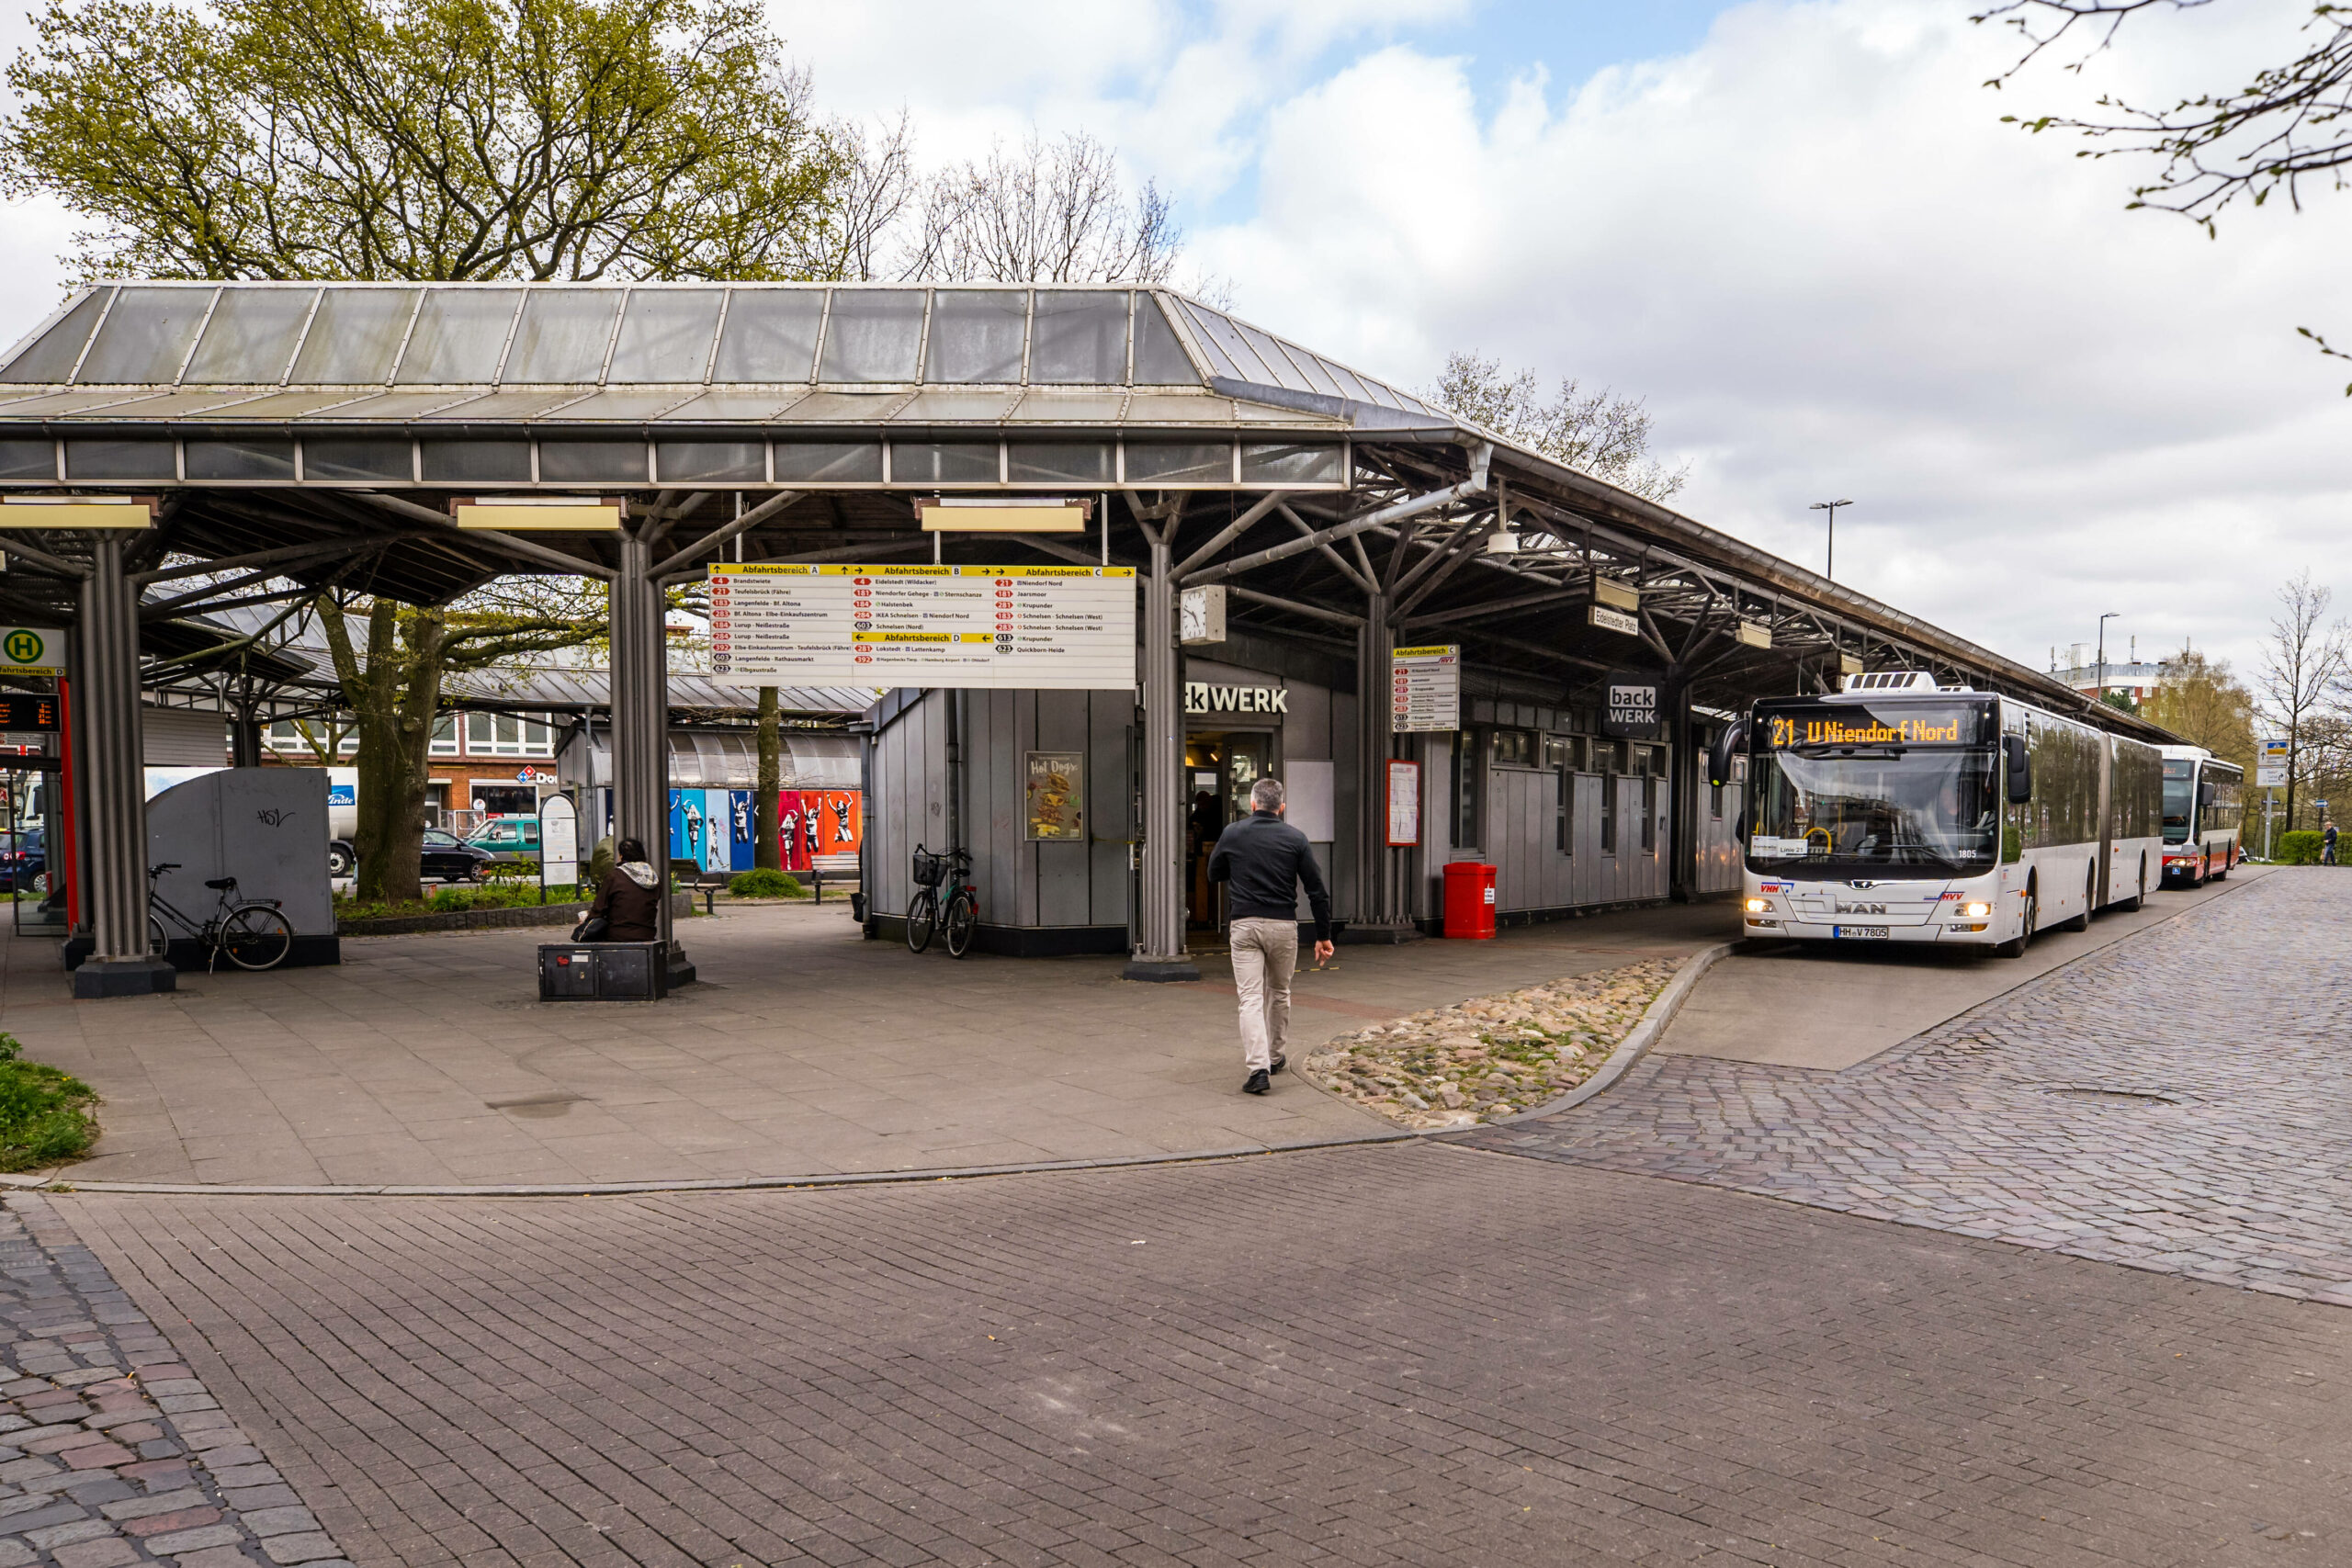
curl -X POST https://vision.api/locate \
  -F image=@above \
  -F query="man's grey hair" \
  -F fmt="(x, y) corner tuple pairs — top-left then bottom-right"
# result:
(1250, 776), (1285, 811)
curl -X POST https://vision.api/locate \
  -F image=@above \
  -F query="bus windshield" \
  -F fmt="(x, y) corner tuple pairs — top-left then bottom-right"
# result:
(1748, 748), (2000, 874)
(2162, 760), (2193, 843)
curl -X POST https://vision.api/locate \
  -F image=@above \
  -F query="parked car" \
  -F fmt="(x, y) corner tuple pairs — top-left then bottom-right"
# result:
(0, 829), (46, 893)
(326, 829), (494, 884)
(464, 818), (541, 866)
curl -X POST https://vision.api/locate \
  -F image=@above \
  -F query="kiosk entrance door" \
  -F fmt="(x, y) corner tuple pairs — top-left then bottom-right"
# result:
(1182, 732), (1272, 932)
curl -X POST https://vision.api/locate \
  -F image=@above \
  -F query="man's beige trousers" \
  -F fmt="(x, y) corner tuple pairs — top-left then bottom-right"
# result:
(1227, 917), (1298, 1073)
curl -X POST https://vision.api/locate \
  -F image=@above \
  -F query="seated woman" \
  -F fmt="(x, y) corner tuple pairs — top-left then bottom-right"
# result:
(586, 836), (663, 942)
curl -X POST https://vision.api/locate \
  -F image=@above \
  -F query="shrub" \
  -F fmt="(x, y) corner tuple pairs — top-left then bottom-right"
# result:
(728, 868), (803, 898)
(0, 1032), (97, 1170)
(2276, 829), (2324, 865)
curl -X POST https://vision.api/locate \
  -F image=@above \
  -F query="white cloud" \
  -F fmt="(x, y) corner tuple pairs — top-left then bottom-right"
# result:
(1201, 0), (2352, 678)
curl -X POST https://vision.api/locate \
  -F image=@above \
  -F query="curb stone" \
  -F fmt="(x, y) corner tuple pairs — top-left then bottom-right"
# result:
(0, 1196), (355, 1568)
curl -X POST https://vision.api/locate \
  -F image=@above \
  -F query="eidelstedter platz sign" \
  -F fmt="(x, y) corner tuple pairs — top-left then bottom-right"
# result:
(707, 564), (1137, 690)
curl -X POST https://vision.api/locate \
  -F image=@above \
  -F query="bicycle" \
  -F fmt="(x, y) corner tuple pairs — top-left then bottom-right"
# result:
(147, 863), (294, 972)
(906, 844), (977, 958)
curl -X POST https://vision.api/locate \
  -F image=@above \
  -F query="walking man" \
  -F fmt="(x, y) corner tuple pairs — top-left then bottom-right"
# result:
(2324, 818), (2338, 866)
(1208, 776), (1334, 1095)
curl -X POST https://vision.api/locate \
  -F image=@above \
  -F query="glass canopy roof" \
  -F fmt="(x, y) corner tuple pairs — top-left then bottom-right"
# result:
(0, 283), (1444, 422)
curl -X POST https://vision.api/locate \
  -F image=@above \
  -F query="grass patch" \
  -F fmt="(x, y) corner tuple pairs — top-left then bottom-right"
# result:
(334, 884), (582, 921)
(0, 1032), (97, 1170)
(727, 868), (804, 899)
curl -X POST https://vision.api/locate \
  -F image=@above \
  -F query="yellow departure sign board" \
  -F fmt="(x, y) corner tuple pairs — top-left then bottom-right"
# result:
(707, 563), (1136, 690)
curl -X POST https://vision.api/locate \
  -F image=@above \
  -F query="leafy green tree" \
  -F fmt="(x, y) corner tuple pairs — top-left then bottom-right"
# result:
(1, 0), (845, 282)
(3, 0), (849, 894)
(315, 582), (606, 904)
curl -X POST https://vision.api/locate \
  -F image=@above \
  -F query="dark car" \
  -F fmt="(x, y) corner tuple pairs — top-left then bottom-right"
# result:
(0, 829), (44, 893)
(327, 829), (492, 883)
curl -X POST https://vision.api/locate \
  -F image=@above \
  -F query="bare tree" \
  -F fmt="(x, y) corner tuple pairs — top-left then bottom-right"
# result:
(1427, 352), (1689, 502)
(1980, 2), (2352, 385)
(826, 122), (1182, 285)
(2252, 570), (2350, 830)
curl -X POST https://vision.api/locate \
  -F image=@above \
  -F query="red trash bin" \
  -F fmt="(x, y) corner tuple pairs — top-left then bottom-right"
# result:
(1442, 860), (1497, 939)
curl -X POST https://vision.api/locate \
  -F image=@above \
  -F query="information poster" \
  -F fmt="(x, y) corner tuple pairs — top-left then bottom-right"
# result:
(1023, 751), (1084, 840)
(1390, 645), (1460, 733)
(2257, 737), (2290, 788)
(1386, 760), (1420, 846)
(539, 794), (579, 892)
(708, 564), (1136, 690)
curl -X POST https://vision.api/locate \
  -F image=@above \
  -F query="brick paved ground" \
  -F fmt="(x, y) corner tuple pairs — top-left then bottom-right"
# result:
(56, 1143), (2352, 1568)
(0, 1196), (352, 1568)
(1463, 868), (2352, 1304)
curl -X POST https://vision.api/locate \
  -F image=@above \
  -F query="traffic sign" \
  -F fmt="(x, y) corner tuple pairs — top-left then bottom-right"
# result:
(0, 626), (62, 678)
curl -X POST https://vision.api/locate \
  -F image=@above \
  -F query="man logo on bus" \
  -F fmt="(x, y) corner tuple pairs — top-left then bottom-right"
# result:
(3, 630), (40, 665)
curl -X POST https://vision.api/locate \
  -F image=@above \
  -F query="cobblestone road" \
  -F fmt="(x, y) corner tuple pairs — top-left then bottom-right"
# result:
(55, 1142), (2352, 1568)
(1464, 869), (2352, 1303)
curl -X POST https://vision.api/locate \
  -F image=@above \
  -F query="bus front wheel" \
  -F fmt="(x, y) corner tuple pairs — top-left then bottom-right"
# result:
(1996, 881), (2037, 959)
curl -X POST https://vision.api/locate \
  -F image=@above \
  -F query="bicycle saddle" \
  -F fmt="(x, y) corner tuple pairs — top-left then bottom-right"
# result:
(204, 877), (236, 890)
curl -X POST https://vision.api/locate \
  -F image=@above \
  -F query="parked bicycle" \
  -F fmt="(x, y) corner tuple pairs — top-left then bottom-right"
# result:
(148, 863), (294, 972)
(906, 844), (977, 958)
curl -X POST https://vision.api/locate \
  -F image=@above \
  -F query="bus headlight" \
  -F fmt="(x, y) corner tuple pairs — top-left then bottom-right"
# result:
(1744, 897), (1770, 914)
(1962, 901), (1990, 918)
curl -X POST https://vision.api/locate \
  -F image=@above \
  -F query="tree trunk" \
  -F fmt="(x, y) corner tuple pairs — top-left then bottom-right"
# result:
(318, 597), (443, 905)
(755, 685), (781, 870)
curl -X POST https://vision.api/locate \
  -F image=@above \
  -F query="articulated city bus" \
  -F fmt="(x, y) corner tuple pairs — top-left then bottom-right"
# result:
(1712, 672), (2165, 956)
(2157, 745), (2244, 886)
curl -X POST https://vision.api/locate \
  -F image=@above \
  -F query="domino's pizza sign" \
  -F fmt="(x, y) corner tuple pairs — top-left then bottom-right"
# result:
(1600, 671), (1665, 739)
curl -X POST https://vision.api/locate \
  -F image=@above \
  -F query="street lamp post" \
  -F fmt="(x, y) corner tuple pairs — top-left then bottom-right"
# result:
(2096, 612), (2119, 710)
(1809, 500), (1852, 581)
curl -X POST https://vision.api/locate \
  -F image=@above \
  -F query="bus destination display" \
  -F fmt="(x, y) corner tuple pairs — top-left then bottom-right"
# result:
(1758, 702), (1988, 750)
(707, 564), (1137, 691)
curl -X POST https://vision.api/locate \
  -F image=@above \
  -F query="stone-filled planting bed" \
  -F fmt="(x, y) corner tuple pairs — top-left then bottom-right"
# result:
(1303, 959), (1681, 1131)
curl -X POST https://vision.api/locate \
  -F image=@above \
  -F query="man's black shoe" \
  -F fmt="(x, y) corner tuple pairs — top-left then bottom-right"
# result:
(1270, 1053), (1287, 1075)
(1243, 1068), (1271, 1095)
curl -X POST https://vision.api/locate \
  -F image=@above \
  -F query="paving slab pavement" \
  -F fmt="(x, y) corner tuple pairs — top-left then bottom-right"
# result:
(53, 1143), (2352, 1568)
(0, 897), (1732, 1189)
(1661, 869), (2269, 1069)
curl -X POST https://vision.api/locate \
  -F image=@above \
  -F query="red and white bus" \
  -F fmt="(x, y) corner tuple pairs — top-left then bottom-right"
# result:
(2157, 745), (2243, 886)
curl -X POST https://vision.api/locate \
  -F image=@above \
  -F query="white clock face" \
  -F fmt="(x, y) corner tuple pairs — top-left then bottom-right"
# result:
(1181, 598), (1207, 641)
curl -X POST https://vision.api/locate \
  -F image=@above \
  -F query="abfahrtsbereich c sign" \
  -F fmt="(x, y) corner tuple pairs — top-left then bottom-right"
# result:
(707, 564), (1137, 690)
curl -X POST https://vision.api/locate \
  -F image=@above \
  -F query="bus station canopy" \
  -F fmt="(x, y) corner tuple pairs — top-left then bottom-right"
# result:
(0, 280), (2174, 996)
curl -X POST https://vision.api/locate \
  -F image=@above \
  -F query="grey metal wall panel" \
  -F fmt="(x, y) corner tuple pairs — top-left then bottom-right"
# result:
(1086, 691), (1131, 931)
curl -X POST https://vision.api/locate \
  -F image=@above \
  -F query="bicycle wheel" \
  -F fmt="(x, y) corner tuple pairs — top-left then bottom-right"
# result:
(220, 905), (293, 971)
(944, 889), (977, 959)
(147, 914), (168, 959)
(906, 888), (937, 954)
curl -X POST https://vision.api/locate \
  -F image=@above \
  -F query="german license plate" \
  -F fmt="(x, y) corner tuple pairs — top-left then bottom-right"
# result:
(1833, 925), (1889, 940)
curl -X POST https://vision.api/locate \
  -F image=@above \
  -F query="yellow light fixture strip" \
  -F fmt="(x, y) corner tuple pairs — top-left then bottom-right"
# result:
(916, 497), (1090, 534)
(454, 496), (624, 532)
(0, 497), (156, 530)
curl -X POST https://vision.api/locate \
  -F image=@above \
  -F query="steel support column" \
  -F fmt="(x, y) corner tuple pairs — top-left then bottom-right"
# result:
(610, 529), (691, 980)
(1353, 593), (1419, 941)
(73, 534), (175, 997)
(1666, 671), (1699, 903)
(1124, 530), (1196, 980)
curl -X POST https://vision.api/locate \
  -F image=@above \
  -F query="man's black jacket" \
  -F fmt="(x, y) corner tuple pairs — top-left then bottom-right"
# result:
(1208, 809), (1332, 941)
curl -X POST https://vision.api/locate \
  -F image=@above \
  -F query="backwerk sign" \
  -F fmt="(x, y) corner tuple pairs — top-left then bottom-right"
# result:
(1600, 671), (1666, 740)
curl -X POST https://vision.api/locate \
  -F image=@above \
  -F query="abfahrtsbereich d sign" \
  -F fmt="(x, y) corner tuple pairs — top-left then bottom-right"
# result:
(707, 564), (1137, 690)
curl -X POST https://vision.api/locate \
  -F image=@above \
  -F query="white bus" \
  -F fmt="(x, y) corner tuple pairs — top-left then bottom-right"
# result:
(1715, 671), (2165, 957)
(2157, 745), (2244, 886)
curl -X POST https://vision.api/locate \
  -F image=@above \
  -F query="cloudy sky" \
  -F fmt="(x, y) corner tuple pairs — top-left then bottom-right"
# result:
(3, 0), (2345, 680)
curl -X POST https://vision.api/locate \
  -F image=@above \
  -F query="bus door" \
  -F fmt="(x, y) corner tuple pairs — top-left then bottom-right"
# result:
(2096, 736), (2113, 905)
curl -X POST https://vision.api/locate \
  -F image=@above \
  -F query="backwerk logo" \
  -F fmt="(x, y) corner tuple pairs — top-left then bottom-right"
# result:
(1184, 682), (1287, 716)
(1600, 671), (1664, 739)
